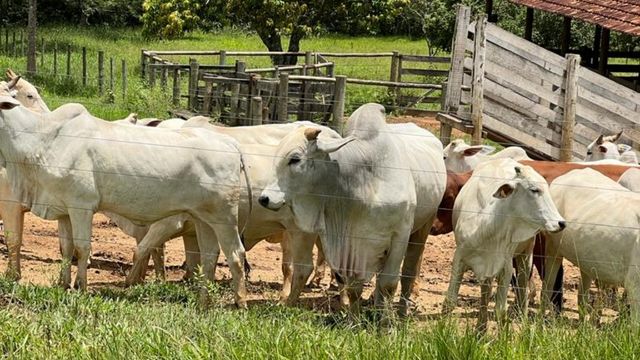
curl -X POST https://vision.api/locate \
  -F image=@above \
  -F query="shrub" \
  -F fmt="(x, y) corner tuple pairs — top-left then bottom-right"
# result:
(141, 0), (200, 39)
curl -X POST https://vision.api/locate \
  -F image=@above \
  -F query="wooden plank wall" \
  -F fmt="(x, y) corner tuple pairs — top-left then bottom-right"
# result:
(463, 21), (640, 160)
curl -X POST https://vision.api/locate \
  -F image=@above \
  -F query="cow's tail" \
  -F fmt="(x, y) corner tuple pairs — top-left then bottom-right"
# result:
(238, 150), (252, 238)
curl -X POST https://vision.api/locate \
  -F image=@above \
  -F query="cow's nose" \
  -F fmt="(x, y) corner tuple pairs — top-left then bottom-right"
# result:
(558, 221), (566, 230)
(258, 195), (270, 208)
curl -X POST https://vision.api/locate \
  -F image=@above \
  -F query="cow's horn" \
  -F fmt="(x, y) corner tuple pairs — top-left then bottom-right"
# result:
(7, 75), (20, 89)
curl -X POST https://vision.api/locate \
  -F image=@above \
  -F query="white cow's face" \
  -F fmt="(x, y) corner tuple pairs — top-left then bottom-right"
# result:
(493, 166), (565, 234)
(259, 127), (354, 211)
(585, 133), (622, 161)
(443, 139), (495, 173)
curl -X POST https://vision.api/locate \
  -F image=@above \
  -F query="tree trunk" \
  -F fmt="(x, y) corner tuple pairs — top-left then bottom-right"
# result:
(256, 27), (285, 65)
(27, 0), (37, 74)
(284, 26), (305, 66)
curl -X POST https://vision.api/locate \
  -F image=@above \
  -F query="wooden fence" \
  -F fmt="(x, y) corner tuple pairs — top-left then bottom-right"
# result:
(0, 29), (129, 100)
(140, 50), (451, 126)
(437, 5), (640, 161)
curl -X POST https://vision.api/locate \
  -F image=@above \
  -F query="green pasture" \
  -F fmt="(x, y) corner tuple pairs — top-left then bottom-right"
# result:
(0, 277), (639, 359)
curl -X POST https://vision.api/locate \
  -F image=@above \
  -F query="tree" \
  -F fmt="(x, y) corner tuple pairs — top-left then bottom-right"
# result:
(27, 0), (37, 74)
(224, 0), (327, 65)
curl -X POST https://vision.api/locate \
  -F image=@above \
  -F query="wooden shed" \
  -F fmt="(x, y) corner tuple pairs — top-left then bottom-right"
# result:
(486, 0), (640, 91)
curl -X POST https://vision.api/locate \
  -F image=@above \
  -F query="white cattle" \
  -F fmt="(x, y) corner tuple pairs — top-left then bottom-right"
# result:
(542, 168), (640, 323)
(4, 69), (50, 112)
(442, 158), (565, 330)
(125, 119), (342, 304)
(0, 96), (249, 307)
(259, 103), (446, 320)
(585, 132), (638, 165)
(443, 139), (531, 173)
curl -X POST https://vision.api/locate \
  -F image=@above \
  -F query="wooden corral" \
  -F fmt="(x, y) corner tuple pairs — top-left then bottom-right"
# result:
(437, 5), (640, 161)
(140, 50), (455, 128)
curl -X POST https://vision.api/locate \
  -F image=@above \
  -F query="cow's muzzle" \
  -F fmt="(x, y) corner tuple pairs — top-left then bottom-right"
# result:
(258, 195), (284, 211)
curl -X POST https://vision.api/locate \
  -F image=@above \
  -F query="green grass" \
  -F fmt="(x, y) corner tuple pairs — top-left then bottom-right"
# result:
(1, 277), (640, 358)
(0, 26), (445, 120)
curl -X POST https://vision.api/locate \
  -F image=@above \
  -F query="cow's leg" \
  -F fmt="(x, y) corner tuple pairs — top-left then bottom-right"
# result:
(207, 222), (246, 309)
(345, 281), (364, 315)
(376, 230), (412, 326)
(312, 237), (326, 287)
(477, 278), (492, 333)
(443, 249), (465, 314)
(399, 226), (429, 317)
(149, 242), (166, 281)
(127, 220), (183, 286)
(624, 272), (640, 324)
(279, 232), (293, 302)
(514, 250), (533, 315)
(2, 202), (24, 281)
(578, 271), (593, 323)
(541, 248), (563, 316)
(57, 216), (73, 289)
(68, 209), (94, 291)
(182, 232), (201, 280)
(496, 258), (514, 325)
(284, 232), (315, 305)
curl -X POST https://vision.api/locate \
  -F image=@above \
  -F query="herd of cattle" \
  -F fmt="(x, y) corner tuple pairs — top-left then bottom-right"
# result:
(0, 69), (639, 330)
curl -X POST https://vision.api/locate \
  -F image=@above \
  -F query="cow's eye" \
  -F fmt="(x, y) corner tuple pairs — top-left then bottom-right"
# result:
(530, 188), (540, 194)
(26, 94), (33, 99)
(288, 156), (301, 165)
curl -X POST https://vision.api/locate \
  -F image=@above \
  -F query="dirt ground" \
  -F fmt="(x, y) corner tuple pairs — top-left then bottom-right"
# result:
(0, 116), (617, 325)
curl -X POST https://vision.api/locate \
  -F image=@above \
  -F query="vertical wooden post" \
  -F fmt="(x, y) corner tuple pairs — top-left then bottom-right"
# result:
(148, 53), (157, 86)
(140, 49), (147, 79)
(277, 73), (289, 123)
(188, 58), (199, 111)
(12, 31), (16, 58)
(53, 44), (58, 77)
(122, 59), (127, 101)
(98, 50), (104, 95)
(599, 28), (610, 75)
(524, 8), (534, 41)
(161, 65), (168, 88)
(230, 61), (245, 126)
(304, 51), (312, 76)
(389, 51), (400, 100)
(561, 17), (571, 56)
(109, 57), (114, 90)
(172, 68), (181, 107)
(332, 75), (347, 133)
(202, 80), (214, 115)
(19, 31), (23, 56)
(471, 16), (487, 146)
(82, 47), (87, 86)
(66, 45), (71, 78)
(442, 4), (471, 145)
(219, 50), (226, 65)
(250, 96), (263, 125)
(4, 29), (8, 54)
(560, 54), (580, 162)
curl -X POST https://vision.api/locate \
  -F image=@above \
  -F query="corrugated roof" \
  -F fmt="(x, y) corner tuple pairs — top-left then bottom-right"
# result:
(509, 0), (640, 36)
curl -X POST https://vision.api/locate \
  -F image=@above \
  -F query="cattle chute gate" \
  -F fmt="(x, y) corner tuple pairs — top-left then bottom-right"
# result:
(438, 5), (640, 161)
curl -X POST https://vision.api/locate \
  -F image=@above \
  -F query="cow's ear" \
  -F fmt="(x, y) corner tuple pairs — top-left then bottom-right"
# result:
(462, 145), (495, 157)
(598, 145), (608, 153)
(0, 97), (20, 110)
(595, 134), (604, 145)
(316, 135), (356, 154)
(493, 183), (515, 199)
